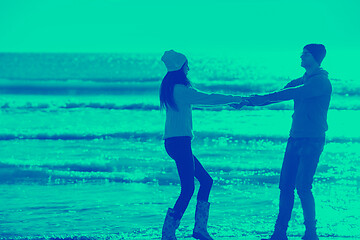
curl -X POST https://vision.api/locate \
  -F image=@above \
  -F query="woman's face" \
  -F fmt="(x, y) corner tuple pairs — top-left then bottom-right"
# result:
(183, 62), (189, 75)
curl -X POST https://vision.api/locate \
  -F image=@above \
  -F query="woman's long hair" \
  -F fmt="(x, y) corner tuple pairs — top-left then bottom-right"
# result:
(159, 62), (191, 111)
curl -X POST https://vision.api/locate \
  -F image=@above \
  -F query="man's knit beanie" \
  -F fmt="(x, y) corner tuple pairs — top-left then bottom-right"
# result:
(304, 44), (326, 65)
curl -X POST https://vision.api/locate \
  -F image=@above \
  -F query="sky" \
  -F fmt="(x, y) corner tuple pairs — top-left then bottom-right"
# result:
(1, 0), (359, 54)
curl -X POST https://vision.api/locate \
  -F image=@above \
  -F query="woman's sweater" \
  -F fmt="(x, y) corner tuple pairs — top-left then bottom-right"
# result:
(163, 84), (243, 139)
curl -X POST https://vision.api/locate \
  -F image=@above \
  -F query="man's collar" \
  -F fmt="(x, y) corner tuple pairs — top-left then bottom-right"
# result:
(305, 67), (322, 77)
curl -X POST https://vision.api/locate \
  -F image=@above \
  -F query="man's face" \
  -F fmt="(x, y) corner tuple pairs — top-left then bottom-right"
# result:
(301, 49), (318, 68)
(183, 62), (189, 76)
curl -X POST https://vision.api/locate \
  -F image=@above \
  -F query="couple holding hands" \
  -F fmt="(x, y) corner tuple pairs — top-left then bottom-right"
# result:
(160, 44), (331, 240)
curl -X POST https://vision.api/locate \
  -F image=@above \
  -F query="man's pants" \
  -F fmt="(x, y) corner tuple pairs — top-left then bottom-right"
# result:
(276, 137), (325, 227)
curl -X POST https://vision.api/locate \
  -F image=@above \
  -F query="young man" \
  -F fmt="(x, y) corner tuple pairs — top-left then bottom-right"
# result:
(243, 44), (332, 240)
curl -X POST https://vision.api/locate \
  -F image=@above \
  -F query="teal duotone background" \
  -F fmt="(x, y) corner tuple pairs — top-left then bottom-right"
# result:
(1, 0), (360, 79)
(1, 0), (359, 53)
(1, 0), (360, 239)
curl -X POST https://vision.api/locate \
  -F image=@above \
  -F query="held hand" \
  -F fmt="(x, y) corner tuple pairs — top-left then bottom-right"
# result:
(241, 97), (253, 107)
(229, 97), (251, 109)
(248, 94), (269, 106)
(229, 103), (246, 109)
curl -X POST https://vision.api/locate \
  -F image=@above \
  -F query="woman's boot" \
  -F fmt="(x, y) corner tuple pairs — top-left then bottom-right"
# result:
(192, 200), (214, 240)
(162, 208), (180, 240)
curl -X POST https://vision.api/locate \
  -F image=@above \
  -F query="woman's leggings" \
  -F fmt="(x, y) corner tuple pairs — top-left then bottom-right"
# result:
(165, 136), (213, 220)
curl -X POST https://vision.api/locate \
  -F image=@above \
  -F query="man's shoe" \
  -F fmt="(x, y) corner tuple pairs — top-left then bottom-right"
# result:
(301, 220), (319, 240)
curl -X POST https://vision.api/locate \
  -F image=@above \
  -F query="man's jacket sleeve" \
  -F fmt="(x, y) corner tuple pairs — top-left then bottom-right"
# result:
(267, 76), (331, 101)
(283, 77), (303, 89)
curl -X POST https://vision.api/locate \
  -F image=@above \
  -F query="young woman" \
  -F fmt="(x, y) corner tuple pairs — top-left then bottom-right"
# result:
(160, 50), (244, 240)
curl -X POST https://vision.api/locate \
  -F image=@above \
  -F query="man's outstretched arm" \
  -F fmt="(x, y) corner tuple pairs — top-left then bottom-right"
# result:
(248, 76), (330, 106)
(232, 77), (304, 107)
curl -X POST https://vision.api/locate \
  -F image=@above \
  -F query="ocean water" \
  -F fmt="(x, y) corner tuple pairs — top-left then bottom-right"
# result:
(0, 53), (359, 239)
